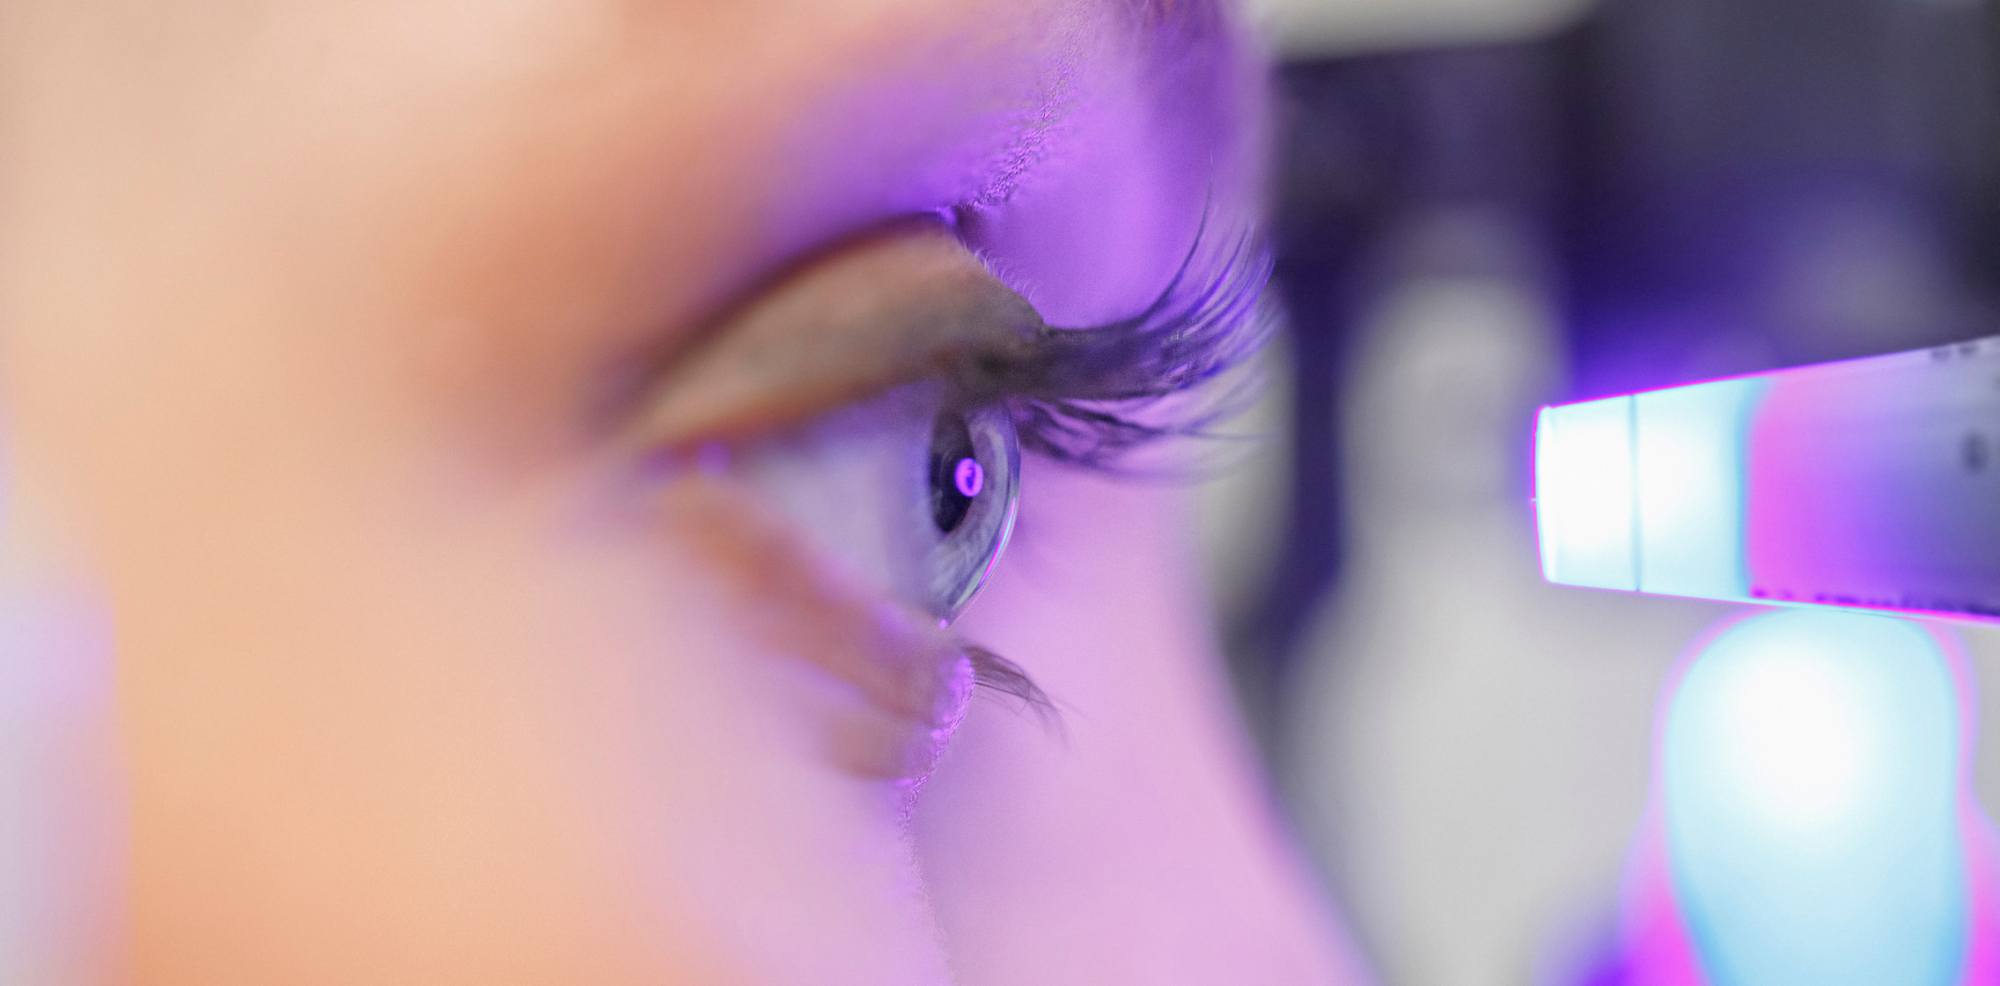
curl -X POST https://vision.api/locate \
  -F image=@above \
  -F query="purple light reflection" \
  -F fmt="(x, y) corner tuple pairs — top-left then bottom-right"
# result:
(954, 458), (983, 498)
(1536, 336), (2000, 624)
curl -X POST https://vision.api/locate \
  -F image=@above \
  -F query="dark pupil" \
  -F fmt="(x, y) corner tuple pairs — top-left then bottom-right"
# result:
(929, 412), (979, 534)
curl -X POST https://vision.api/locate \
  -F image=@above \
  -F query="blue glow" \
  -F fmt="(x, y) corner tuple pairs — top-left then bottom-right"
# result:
(1632, 379), (1765, 600)
(1663, 610), (1966, 986)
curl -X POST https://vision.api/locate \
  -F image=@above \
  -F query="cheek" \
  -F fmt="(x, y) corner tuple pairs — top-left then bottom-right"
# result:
(501, 526), (953, 981)
(648, 473), (973, 783)
(4, 280), (955, 981)
(487, 492), (982, 982)
(74, 445), (949, 981)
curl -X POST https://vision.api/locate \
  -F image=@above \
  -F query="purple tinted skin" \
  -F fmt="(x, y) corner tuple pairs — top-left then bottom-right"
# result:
(0, 1), (1360, 984)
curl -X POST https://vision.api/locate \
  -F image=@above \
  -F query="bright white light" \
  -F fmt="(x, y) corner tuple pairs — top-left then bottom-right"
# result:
(1536, 377), (1765, 601)
(1705, 642), (1876, 830)
(1535, 397), (1635, 591)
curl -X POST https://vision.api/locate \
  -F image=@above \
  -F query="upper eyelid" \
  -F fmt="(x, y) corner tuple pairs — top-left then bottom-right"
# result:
(620, 220), (1044, 452)
(619, 210), (1271, 463)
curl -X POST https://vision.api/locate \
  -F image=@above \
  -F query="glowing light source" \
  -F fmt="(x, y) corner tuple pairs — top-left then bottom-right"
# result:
(1535, 395), (1637, 591)
(1535, 379), (1765, 600)
(1699, 642), (1874, 829)
(1660, 610), (1965, 986)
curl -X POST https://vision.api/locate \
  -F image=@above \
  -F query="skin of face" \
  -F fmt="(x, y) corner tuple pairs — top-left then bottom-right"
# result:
(0, 1), (1363, 983)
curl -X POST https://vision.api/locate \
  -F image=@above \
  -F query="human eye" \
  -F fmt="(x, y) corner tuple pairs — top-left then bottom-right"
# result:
(620, 221), (1040, 624)
(920, 402), (1019, 619)
(619, 212), (1269, 678)
(708, 384), (1020, 625)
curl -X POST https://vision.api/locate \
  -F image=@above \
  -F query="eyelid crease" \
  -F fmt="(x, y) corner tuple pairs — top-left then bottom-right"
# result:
(623, 208), (1273, 467)
(626, 224), (1046, 452)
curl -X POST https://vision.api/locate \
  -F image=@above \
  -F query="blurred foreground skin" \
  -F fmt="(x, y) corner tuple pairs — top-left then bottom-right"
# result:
(0, 0), (1363, 983)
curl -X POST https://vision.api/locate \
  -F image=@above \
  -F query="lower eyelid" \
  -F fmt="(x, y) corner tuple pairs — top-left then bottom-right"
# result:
(656, 474), (962, 729)
(651, 462), (1047, 750)
(716, 389), (935, 604)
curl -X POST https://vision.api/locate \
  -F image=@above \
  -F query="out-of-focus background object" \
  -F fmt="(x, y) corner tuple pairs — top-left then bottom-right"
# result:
(1201, 0), (2000, 982)
(1245, 0), (1594, 59)
(1640, 611), (1974, 986)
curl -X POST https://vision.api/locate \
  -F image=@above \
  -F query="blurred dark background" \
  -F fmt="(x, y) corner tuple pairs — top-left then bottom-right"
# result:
(1205, 1), (2000, 982)
(1249, 0), (2000, 705)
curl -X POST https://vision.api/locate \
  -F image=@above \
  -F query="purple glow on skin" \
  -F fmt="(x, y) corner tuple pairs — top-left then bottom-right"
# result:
(892, 652), (977, 825)
(943, 10), (1260, 329)
(0, 586), (120, 985)
(953, 458), (983, 498)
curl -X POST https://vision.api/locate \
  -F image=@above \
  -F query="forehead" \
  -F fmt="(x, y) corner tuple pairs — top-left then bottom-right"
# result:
(0, 0), (1255, 432)
(637, 0), (1254, 325)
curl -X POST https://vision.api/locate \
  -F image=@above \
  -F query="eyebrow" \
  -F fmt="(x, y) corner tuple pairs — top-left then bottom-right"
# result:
(965, 0), (1244, 206)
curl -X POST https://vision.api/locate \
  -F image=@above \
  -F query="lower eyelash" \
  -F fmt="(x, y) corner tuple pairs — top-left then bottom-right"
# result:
(964, 644), (1065, 736)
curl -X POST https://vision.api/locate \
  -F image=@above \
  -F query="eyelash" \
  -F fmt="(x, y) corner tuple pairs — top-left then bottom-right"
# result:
(939, 214), (1272, 722)
(965, 644), (1065, 735)
(942, 212), (1275, 470)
